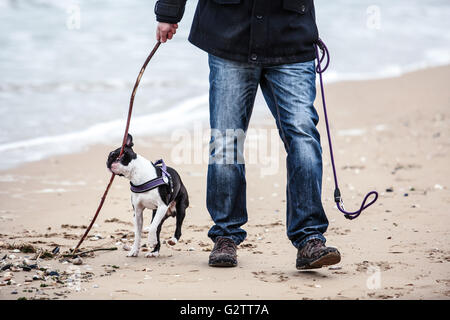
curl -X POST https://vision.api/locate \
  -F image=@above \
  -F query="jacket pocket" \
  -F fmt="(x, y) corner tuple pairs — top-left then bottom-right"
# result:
(283, 0), (308, 15)
(213, 0), (241, 4)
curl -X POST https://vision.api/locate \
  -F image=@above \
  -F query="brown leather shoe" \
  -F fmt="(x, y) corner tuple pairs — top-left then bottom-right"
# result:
(208, 237), (238, 267)
(296, 238), (341, 270)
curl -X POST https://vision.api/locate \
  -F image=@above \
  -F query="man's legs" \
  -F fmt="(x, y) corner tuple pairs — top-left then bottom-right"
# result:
(259, 60), (329, 249)
(207, 54), (261, 246)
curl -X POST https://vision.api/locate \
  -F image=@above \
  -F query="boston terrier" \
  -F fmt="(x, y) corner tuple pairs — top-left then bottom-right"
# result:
(106, 134), (189, 258)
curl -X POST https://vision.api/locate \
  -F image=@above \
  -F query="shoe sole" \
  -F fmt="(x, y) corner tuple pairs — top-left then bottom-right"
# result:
(209, 258), (237, 268)
(296, 250), (341, 270)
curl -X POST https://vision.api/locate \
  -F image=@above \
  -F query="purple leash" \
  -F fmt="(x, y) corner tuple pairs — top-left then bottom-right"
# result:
(315, 39), (378, 220)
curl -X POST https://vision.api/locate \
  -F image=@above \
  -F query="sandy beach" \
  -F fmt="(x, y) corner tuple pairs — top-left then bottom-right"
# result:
(0, 65), (449, 300)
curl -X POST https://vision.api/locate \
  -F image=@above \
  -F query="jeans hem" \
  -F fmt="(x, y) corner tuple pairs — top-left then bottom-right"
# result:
(209, 234), (243, 246)
(295, 234), (326, 249)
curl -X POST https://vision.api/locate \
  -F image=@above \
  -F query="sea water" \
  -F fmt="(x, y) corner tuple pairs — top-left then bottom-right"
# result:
(0, 0), (449, 169)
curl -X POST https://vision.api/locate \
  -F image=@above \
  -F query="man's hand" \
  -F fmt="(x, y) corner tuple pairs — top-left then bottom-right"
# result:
(156, 22), (178, 43)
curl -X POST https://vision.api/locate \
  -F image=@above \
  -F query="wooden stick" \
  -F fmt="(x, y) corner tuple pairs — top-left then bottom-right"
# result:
(64, 247), (117, 258)
(71, 42), (161, 255)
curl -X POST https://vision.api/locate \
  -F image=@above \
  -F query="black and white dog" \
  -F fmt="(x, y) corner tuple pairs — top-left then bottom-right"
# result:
(106, 134), (189, 258)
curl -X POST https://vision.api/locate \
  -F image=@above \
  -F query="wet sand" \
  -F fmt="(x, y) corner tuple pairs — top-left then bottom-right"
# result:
(0, 65), (449, 300)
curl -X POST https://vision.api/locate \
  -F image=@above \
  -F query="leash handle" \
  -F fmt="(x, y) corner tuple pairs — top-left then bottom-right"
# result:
(315, 38), (378, 220)
(72, 42), (162, 254)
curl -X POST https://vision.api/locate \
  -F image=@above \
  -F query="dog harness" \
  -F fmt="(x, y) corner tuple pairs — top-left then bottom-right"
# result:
(129, 159), (173, 194)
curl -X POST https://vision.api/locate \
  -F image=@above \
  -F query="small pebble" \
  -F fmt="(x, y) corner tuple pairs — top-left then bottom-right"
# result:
(11, 290), (18, 295)
(72, 258), (83, 265)
(1, 264), (12, 271)
(122, 244), (131, 251)
(3, 272), (13, 281)
(328, 266), (342, 270)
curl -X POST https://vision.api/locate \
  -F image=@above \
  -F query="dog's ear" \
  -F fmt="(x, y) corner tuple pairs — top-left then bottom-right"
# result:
(126, 133), (134, 148)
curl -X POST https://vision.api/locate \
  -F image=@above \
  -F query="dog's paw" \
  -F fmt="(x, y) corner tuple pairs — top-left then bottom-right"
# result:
(145, 251), (159, 258)
(148, 234), (158, 250)
(126, 248), (139, 257)
(167, 237), (178, 246)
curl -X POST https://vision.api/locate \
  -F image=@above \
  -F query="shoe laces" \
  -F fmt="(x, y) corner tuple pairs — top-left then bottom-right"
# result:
(214, 237), (236, 254)
(302, 238), (324, 254)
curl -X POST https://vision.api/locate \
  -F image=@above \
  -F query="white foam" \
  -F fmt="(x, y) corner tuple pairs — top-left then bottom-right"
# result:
(0, 94), (209, 169)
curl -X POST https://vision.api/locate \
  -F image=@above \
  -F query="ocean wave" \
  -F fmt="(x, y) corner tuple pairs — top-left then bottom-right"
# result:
(0, 0), (73, 10)
(1, 0), (449, 170)
(322, 58), (450, 84)
(0, 78), (205, 93)
(0, 94), (209, 169)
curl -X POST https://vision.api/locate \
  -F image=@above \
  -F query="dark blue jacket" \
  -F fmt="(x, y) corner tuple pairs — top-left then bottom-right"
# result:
(155, 0), (319, 66)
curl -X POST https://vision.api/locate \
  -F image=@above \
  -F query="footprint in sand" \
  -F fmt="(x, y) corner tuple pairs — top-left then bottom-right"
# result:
(252, 271), (289, 283)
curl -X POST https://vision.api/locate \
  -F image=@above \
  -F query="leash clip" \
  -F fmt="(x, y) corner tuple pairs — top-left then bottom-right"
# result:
(333, 188), (342, 205)
(334, 188), (349, 219)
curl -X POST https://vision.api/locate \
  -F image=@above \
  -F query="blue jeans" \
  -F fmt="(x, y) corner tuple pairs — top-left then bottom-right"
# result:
(207, 54), (328, 249)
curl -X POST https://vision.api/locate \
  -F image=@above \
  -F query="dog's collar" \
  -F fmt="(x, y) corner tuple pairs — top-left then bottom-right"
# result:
(130, 159), (172, 193)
